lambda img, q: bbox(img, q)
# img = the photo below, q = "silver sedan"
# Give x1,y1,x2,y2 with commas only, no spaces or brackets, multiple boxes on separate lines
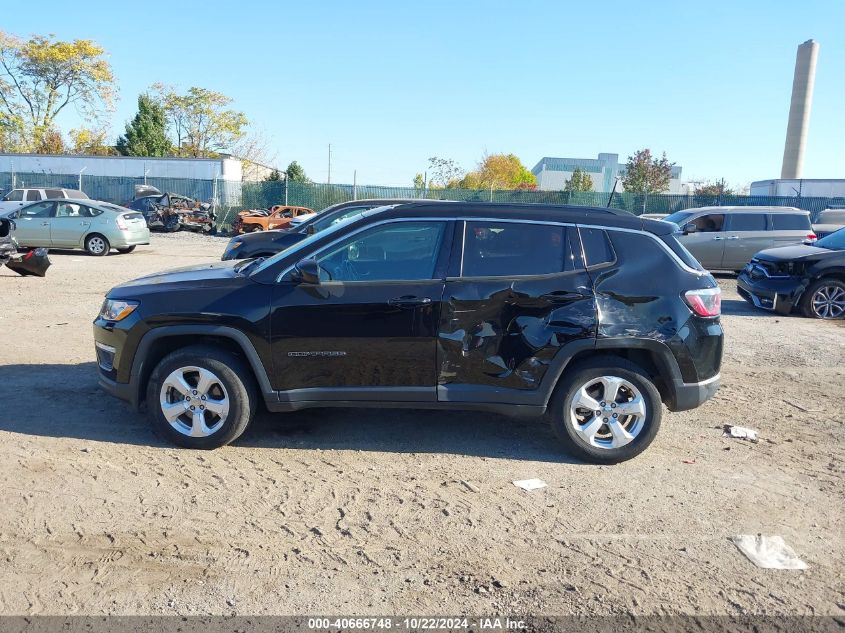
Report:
8,199,150,255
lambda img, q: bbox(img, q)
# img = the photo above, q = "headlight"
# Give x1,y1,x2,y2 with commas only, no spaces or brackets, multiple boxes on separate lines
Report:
99,299,139,321
227,241,242,250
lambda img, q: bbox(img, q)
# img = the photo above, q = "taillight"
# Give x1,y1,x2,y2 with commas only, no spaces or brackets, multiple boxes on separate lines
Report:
116,215,129,230
684,287,721,317
806,232,817,241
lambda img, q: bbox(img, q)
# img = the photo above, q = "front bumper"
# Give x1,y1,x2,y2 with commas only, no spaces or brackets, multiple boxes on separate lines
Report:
736,272,804,316
93,317,139,408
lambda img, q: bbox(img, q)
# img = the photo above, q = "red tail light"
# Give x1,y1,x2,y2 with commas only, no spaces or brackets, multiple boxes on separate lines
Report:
684,287,721,317
117,215,129,231
806,232,817,241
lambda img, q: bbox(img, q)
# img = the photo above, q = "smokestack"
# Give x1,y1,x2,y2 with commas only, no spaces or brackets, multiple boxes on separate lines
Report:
781,39,819,179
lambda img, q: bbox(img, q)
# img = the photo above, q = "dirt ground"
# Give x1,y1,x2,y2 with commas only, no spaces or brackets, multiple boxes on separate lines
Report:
0,233,842,618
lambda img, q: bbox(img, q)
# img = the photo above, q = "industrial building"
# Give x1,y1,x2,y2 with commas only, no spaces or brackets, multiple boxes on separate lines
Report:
0,153,278,185
531,153,685,194
750,178,845,199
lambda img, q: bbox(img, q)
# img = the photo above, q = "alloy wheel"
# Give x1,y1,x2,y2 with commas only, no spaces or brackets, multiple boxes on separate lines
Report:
568,375,647,449
159,366,230,437
88,237,106,254
812,285,845,319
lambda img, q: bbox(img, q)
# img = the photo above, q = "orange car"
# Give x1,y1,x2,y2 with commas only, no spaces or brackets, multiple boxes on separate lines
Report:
235,205,314,233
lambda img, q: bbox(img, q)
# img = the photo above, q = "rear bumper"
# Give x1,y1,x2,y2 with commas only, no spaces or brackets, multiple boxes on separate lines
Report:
736,272,803,315
668,373,720,412
111,230,151,248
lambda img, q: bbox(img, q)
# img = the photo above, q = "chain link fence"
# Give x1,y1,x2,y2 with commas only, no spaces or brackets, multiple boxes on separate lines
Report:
2,171,841,229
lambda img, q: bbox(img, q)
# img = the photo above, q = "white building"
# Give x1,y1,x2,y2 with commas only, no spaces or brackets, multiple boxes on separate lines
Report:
532,152,685,194
0,153,249,182
751,178,845,199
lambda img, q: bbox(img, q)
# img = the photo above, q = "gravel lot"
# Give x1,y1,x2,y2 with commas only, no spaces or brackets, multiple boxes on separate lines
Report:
0,234,842,617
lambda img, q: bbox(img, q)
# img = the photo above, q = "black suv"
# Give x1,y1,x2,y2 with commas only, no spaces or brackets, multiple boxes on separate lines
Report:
94,202,723,463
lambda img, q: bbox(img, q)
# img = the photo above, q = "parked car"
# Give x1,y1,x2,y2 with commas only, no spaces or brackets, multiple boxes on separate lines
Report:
640,213,668,220
233,205,314,233
812,208,845,240
0,217,51,276
126,186,216,233
222,199,451,261
663,206,815,271
737,227,845,320
0,187,89,217
10,199,150,255
94,202,723,463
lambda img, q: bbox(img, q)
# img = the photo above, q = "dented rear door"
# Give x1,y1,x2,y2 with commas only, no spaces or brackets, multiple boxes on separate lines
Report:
437,220,595,404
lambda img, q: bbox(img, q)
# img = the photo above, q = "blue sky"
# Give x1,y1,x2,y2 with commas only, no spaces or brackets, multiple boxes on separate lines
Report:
2,0,840,187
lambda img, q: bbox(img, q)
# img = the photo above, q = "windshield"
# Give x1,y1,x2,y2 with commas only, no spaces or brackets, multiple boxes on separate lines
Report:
663,211,694,226
252,210,371,275
815,228,845,250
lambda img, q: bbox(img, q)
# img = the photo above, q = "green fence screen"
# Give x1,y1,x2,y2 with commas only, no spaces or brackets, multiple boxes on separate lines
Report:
2,171,841,229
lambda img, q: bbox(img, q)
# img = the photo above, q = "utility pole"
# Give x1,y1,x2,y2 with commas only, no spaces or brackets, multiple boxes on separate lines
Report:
353,170,357,200
78,166,87,192
327,144,332,185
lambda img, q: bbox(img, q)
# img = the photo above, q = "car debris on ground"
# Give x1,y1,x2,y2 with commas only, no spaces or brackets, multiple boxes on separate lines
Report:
731,535,808,569
0,218,50,277
233,205,314,234
128,185,216,233
722,424,759,442
512,479,547,492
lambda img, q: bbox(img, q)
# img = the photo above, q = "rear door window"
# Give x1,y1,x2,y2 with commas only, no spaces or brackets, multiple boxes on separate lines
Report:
727,213,767,231
771,214,811,230
24,190,41,201
577,227,616,267
462,221,572,277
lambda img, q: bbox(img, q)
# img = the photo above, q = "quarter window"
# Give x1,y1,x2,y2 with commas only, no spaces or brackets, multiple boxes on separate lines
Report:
462,222,571,277
728,213,767,231
771,214,811,230
314,221,446,282
45,189,64,199
578,227,616,267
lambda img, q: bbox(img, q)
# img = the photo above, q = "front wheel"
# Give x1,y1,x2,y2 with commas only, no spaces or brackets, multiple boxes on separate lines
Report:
800,279,845,320
146,345,258,449
85,234,110,256
548,357,662,464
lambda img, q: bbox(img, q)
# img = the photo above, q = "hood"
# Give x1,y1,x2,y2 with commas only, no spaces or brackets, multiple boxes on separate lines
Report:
109,260,247,296
754,244,841,263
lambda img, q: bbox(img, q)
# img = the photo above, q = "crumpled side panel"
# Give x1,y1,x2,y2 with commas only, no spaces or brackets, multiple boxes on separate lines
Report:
438,275,595,390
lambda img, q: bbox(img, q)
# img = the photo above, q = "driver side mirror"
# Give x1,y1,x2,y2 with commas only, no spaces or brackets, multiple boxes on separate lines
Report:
682,222,698,235
294,258,320,284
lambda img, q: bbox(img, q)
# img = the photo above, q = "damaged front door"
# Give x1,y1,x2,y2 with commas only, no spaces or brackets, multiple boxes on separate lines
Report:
437,220,595,404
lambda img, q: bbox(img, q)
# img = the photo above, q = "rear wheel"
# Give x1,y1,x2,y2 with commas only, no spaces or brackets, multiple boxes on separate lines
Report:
249,225,264,232
117,246,136,254
85,234,110,256
146,345,258,449
800,279,845,320
548,357,662,464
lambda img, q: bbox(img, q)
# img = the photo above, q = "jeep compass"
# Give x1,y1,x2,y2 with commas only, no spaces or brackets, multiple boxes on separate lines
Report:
93,202,723,463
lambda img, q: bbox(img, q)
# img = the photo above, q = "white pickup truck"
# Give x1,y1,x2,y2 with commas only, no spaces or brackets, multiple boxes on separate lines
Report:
0,188,90,217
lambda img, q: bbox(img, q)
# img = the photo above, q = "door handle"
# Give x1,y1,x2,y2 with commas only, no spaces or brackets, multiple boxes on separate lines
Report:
712,236,724,240
540,291,588,303
41,222,49,226
726,236,740,240
388,296,432,308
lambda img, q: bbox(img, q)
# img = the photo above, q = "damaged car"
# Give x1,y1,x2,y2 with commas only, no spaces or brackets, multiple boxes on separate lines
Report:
233,205,313,234
0,217,51,277
127,186,216,233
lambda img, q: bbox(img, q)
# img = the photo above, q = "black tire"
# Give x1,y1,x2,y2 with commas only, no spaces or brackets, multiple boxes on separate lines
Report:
117,246,136,254
548,356,662,464
84,234,110,256
800,278,845,320
250,225,264,232
146,345,258,449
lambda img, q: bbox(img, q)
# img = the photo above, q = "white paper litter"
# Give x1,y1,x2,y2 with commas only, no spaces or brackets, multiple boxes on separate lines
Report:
723,425,759,442
731,535,807,569
512,478,547,492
